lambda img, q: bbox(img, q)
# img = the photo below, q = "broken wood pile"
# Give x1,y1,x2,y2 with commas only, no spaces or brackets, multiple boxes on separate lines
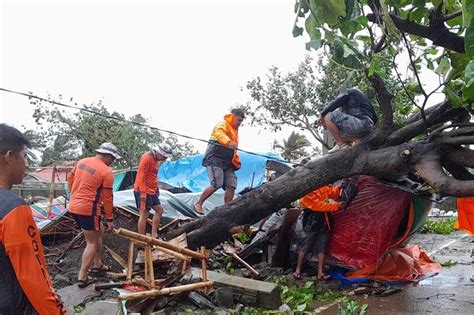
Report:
91,227,213,312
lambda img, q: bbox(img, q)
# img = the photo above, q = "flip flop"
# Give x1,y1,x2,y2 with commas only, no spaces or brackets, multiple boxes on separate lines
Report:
77,276,96,288
293,272,302,280
91,264,111,274
193,204,205,215
318,274,331,281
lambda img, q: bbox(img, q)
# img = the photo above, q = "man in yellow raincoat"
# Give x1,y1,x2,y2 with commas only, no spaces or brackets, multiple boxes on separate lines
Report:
194,108,245,214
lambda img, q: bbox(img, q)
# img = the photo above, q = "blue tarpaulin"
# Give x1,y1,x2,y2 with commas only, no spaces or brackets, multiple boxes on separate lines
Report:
158,151,285,193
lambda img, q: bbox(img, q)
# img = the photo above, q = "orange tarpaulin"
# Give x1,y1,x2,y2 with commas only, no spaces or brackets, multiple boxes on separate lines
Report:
345,245,441,282
455,197,474,235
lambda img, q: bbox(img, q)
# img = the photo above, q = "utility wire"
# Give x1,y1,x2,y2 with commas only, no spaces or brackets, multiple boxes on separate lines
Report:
0,87,306,167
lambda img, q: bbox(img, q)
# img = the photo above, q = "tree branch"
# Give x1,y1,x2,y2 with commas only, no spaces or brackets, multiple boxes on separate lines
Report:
366,13,465,53
447,147,474,169
415,159,474,197
442,11,462,22
437,135,474,145
386,102,468,146
366,72,394,131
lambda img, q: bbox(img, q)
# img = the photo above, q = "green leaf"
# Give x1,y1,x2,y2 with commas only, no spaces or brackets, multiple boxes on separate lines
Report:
435,57,451,76
355,35,371,43
432,0,443,9
306,39,325,51
309,0,346,26
293,24,304,37
462,0,474,27
463,60,474,99
465,27,474,58
445,84,464,107
410,7,428,23
305,14,321,40
296,303,307,312
448,51,470,79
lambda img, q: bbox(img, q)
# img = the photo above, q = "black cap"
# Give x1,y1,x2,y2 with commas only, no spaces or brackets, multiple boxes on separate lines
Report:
231,108,245,118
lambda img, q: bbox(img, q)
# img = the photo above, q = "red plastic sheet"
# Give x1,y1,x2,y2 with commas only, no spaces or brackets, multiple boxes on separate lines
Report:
326,176,412,269
345,245,441,282
455,197,474,235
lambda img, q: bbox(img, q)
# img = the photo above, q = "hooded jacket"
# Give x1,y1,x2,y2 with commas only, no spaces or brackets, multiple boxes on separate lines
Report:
202,113,241,170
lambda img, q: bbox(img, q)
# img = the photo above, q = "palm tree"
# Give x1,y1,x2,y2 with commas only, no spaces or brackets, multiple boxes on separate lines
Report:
273,131,311,161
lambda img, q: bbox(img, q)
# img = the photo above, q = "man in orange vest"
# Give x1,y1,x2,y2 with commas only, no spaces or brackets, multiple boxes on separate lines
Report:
0,124,66,314
134,145,172,239
194,108,245,214
293,185,346,280
68,142,120,288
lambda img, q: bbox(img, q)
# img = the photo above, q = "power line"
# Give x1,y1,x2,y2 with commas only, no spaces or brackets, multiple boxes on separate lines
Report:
0,87,304,167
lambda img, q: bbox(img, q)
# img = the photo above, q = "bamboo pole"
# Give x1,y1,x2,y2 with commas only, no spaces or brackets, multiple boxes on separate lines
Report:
146,245,155,289
47,164,56,215
200,246,208,283
114,228,205,259
104,245,127,269
126,241,135,282
118,281,214,300
231,252,260,276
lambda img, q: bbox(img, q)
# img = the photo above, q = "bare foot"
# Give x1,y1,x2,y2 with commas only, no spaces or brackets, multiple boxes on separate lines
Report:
293,271,302,280
193,203,204,214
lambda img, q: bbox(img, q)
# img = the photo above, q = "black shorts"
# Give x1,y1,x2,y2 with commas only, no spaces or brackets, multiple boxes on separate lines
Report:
134,191,161,211
298,229,329,254
71,213,101,231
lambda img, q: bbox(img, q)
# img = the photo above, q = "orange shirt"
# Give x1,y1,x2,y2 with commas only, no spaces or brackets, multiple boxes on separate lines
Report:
300,186,342,212
134,152,159,194
67,157,114,220
0,188,66,314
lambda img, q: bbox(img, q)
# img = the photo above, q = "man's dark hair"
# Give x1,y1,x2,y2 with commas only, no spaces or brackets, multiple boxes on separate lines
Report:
0,124,31,155
231,108,245,118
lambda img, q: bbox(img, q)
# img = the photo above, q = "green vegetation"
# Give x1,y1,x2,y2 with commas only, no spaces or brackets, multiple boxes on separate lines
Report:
441,259,458,267
420,218,456,234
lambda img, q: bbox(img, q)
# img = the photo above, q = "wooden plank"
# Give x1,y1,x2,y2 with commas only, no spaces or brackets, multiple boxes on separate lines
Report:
190,267,281,309
104,245,127,269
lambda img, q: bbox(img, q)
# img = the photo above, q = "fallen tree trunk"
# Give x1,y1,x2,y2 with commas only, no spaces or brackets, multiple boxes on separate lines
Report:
167,134,474,249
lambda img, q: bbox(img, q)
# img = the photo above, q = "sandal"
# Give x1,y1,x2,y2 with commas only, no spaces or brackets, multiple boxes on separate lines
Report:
91,264,111,274
193,204,205,215
293,272,302,280
318,274,331,281
77,276,96,288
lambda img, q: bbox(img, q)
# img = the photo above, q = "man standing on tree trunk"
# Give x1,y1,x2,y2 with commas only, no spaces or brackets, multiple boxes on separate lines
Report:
194,108,245,214
134,145,172,240
317,88,377,154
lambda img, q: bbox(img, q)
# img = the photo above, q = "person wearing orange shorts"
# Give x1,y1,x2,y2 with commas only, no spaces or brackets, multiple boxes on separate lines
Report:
68,142,120,288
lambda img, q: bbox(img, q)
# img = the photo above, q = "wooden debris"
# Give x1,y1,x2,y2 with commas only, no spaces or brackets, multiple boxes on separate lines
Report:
104,245,127,269
190,267,281,309
222,243,259,276
118,281,214,300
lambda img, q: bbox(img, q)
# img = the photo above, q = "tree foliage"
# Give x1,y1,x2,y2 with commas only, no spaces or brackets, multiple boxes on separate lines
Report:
30,96,197,168
273,131,312,161
245,52,414,149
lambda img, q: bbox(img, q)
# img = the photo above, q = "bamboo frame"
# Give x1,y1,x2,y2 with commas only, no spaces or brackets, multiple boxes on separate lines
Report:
114,227,212,301
114,228,205,259
118,281,214,300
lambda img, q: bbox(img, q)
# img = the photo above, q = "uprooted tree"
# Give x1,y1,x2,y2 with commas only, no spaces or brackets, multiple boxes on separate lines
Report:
168,0,474,249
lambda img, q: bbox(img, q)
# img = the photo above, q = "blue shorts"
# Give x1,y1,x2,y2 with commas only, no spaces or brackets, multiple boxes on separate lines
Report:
327,111,374,138
71,213,101,231
134,191,161,211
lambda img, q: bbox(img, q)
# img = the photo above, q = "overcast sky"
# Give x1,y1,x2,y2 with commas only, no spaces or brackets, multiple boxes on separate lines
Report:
0,0,311,153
